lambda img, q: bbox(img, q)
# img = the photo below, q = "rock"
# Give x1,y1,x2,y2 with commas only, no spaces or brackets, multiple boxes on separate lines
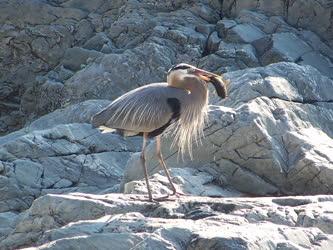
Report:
83,33,113,52
27,99,111,131
61,0,105,12
2,194,333,249
199,42,260,74
63,41,175,103
0,212,19,241
237,9,271,31
74,19,94,44
195,24,215,36
253,32,313,65
206,31,220,53
299,51,333,79
222,0,333,47
123,167,242,198
299,30,333,61
225,23,266,43
62,47,103,71
0,123,141,213
287,0,332,45
123,62,333,196
234,44,259,67
216,19,237,37
1,0,332,135
21,80,67,117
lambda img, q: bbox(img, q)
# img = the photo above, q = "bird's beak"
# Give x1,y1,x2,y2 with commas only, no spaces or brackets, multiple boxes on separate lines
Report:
192,68,219,82
193,68,229,99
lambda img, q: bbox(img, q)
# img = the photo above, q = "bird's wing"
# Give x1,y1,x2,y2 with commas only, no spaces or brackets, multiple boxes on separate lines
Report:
91,83,187,133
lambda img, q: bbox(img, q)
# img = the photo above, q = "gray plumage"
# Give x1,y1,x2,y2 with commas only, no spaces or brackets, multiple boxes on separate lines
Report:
92,83,187,135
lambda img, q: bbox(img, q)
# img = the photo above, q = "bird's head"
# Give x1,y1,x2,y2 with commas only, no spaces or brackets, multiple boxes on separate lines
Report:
167,63,229,98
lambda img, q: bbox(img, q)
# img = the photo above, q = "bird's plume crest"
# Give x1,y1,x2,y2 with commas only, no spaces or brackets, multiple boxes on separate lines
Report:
166,81,209,159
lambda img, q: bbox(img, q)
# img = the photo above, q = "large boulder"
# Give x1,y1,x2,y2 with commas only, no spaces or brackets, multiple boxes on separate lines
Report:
0,123,141,213
123,62,333,196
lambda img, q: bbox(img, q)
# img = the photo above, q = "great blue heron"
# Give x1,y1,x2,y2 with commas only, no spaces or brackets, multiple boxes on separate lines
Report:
91,63,229,201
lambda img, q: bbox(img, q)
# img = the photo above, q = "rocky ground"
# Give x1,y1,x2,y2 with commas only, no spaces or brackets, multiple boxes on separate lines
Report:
0,0,333,249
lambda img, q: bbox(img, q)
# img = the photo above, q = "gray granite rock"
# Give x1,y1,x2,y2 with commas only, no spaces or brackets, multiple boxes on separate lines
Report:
225,23,266,43
123,167,242,198
1,2,333,249
27,99,111,131
2,194,333,249
206,31,221,53
0,123,141,213
1,0,332,135
0,212,19,242
254,32,313,65
222,0,333,47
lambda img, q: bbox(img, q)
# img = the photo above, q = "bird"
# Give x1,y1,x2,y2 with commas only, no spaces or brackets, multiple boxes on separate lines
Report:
91,63,229,201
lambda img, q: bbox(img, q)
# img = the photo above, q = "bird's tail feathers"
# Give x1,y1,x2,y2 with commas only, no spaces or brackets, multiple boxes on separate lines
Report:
97,126,116,134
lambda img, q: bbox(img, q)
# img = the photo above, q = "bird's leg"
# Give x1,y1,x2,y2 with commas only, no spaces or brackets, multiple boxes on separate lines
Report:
156,135,178,195
141,133,153,202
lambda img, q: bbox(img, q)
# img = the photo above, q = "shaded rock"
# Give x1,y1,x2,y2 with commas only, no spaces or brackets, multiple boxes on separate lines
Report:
27,99,111,131
299,30,333,61
2,0,333,136
299,51,333,79
74,19,94,44
222,0,333,47
21,80,67,117
61,0,105,12
254,32,313,64
195,24,215,36
237,9,271,31
83,33,113,52
225,23,266,43
216,19,237,38
206,31,220,53
199,42,260,74
62,47,103,71
0,212,19,241
64,41,175,103
287,0,333,45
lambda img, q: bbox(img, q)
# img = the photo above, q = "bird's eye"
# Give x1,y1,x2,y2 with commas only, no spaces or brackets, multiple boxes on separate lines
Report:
172,65,190,71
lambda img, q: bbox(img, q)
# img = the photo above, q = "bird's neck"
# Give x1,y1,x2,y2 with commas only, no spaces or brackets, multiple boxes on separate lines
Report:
168,75,208,101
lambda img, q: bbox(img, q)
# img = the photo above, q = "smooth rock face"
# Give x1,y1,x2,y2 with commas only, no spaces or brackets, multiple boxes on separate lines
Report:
1,1,333,249
1,194,333,249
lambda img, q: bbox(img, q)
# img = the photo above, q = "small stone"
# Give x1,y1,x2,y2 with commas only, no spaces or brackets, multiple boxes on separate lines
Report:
53,179,73,188
207,31,221,53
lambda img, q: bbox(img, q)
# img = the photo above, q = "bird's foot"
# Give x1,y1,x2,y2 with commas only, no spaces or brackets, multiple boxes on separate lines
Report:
152,194,176,202
171,189,188,197
152,191,188,202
